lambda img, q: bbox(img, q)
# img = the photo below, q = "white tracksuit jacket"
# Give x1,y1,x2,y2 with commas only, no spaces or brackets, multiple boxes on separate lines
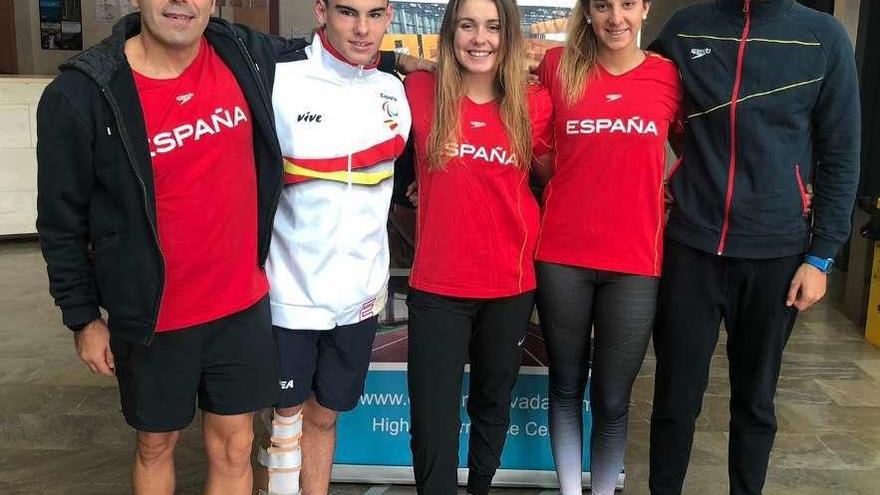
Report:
267,33,411,330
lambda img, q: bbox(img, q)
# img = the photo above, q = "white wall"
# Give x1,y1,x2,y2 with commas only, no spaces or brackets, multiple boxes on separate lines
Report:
0,77,50,235
834,0,862,45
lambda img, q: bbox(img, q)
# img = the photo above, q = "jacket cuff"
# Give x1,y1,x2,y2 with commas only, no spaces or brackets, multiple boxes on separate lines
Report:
378,50,397,74
806,236,840,260
62,304,101,331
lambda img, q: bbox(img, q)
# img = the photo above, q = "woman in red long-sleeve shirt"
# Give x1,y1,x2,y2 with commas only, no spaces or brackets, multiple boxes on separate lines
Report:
401,0,552,491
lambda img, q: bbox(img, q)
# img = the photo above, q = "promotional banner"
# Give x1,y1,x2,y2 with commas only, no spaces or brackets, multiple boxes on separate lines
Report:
333,362,594,488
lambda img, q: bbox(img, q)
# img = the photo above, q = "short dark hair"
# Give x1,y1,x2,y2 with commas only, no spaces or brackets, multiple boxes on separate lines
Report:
322,0,390,9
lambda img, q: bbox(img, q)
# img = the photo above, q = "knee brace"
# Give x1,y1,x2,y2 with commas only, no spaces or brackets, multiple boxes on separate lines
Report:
258,409,303,495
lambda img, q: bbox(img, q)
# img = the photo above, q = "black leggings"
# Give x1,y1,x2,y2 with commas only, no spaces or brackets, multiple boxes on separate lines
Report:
536,262,658,495
407,288,535,495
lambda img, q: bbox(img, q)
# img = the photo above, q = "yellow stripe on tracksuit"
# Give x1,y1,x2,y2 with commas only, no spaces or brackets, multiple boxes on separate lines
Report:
677,33,822,46
686,77,825,119
283,159,393,185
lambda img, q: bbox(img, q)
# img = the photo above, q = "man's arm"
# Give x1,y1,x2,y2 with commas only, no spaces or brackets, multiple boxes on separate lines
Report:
36,83,100,329
37,82,116,375
806,21,861,260
646,14,676,58
787,21,860,311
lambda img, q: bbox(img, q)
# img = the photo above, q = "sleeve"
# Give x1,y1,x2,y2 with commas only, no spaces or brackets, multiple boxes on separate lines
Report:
668,68,686,155
231,23,308,62
378,50,398,76
531,88,554,158
647,16,676,57
534,48,554,87
807,21,861,259
35,84,101,329
392,130,416,208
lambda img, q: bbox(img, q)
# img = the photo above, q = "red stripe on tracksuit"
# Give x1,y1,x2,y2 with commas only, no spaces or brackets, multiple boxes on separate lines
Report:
283,135,405,184
717,0,752,255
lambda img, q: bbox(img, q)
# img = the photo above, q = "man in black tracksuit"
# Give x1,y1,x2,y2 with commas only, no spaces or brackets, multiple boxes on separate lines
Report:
648,1,860,494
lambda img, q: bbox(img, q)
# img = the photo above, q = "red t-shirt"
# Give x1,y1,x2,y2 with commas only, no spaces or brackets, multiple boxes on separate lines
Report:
134,37,269,332
405,71,553,298
536,47,682,276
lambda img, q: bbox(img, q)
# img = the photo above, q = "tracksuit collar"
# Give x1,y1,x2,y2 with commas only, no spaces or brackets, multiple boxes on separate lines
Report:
715,0,795,21
316,27,380,73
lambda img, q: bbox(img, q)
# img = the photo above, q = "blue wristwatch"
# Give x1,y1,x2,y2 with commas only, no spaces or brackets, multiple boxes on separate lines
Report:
804,255,834,274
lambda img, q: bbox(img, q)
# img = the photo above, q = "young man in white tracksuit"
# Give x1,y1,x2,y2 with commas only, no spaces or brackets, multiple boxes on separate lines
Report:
256,0,411,493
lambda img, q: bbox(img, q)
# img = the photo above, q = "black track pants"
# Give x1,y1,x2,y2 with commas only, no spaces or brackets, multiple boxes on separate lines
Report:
649,239,801,495
407,288,534,495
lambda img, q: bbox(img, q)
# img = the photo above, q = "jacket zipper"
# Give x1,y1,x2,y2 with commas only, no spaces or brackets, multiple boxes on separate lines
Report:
716,0,752,255
101,87,165,344
235,35,281,267
794,164,809,216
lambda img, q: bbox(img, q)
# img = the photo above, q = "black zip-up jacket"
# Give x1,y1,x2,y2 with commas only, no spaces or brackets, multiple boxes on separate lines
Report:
650,0,860,259
36,14,399,345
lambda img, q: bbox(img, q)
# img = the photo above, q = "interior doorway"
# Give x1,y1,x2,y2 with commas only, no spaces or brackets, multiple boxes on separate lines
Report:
0,0,17,74
857,1,879,198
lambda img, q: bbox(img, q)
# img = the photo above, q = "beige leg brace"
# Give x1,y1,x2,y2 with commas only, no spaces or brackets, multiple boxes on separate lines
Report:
257,409,302,495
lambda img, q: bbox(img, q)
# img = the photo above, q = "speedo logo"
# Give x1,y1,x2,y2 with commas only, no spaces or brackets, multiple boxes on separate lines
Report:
444,142,517,165
176,92,195,105
149,106,248,158
566,117,659,136
690,48,712,60
297,111,323,123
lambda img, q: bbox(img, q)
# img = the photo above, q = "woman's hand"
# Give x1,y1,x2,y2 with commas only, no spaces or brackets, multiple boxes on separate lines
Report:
406,181,419,208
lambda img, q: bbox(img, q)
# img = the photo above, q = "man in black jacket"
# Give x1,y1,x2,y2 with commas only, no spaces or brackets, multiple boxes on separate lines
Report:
648,1,860,494
35,1,412,493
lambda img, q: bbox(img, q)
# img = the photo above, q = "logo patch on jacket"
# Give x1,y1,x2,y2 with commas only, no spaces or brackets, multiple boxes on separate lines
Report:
382,100,399,131
690,48,712,60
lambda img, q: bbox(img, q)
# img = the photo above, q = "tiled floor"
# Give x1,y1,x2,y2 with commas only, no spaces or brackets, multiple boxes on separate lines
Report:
1,241,879,494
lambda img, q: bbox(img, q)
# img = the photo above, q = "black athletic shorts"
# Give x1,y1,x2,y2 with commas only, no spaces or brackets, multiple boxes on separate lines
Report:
274,316,378,412
111,296,278,432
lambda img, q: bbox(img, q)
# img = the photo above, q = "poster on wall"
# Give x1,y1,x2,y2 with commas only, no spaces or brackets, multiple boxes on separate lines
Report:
329,3,625,488
39,0,82,50
95,0,116,23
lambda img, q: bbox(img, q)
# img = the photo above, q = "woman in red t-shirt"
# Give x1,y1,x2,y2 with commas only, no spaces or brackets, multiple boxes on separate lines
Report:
533,1,682,494
401,0,552,492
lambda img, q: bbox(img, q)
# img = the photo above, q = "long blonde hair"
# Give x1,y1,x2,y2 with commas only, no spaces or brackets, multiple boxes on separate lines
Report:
559,0,599,106
559,0,650,105
426,0,532,170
